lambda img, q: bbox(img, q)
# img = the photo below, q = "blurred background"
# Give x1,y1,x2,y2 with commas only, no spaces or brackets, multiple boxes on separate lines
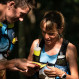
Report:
6,0,79,79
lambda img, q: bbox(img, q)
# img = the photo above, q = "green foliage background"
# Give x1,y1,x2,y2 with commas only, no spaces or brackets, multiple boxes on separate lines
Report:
7,0,79,79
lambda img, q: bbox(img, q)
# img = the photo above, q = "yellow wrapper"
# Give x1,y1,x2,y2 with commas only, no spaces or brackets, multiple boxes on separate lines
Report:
32,62,46,68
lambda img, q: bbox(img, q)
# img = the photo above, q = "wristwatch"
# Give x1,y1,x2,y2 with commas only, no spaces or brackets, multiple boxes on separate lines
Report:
61,73,66,79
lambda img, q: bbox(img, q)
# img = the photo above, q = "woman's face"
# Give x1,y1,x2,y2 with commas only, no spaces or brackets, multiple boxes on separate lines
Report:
41,23,59,46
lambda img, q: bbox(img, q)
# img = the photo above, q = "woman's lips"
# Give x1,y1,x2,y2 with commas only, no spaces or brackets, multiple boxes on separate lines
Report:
45,40,51,43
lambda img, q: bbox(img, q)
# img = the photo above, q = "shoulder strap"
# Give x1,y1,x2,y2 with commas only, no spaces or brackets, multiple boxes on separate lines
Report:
55,39,69,66
59,39,69,55
39,38,45,49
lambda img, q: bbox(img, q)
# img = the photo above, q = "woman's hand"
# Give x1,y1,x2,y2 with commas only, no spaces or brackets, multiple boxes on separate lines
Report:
44,66,65,78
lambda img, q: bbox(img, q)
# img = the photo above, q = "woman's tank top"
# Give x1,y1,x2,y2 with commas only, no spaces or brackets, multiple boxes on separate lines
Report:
39,39,70,79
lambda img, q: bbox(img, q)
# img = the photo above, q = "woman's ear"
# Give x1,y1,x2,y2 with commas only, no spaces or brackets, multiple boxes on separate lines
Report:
58,27,64,34
7,1,15,10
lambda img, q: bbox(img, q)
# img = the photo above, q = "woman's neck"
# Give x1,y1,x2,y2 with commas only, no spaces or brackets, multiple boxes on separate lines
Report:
0,4,6,22
45,38,63,55
46,37,62,49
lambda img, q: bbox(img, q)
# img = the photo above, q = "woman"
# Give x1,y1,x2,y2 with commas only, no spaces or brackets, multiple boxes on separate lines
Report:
28,11,78,79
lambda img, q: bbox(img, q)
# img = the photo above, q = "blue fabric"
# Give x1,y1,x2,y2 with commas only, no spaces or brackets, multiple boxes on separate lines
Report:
7,29,15,51
0,37,9,52
39,46,70,79
39,46,58,78
55,65,70,79
7,29,15,41
1,23,7,34
0,22,14,53
40,46,58,64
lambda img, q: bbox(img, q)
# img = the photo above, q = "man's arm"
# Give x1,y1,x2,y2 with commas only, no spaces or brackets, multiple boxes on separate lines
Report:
0,59,7,70
0,58,37,72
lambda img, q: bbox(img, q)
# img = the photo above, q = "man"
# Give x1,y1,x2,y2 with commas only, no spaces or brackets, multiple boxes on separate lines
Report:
0,0,39,79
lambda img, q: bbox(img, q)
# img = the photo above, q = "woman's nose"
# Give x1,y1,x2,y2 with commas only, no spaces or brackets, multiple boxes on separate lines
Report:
45,33,49,39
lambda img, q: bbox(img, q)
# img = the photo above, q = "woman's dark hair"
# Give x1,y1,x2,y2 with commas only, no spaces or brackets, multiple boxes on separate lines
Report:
0,0,36,9
40,11,65,31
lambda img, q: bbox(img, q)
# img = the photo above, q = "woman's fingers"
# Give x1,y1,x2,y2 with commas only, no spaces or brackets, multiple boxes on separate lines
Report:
44,66,57,77
45,70,57,77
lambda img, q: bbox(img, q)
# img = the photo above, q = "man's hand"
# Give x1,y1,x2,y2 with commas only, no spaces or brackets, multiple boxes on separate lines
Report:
5,59,38,72
22,62,40,76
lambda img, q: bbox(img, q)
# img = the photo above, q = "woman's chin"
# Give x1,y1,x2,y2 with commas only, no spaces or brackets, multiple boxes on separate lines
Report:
45,42,51,46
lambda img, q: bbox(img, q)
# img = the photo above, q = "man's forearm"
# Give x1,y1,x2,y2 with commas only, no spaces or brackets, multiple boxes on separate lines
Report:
0,59,17,70
0,58,38,72
0,59,7,70
0,58,28,70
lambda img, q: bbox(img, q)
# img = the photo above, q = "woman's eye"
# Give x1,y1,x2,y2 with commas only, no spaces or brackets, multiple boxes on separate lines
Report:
42,31,46,34
48,33,54,35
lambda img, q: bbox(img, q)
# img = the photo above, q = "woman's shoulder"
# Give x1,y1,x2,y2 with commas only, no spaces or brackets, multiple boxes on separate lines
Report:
32,38,42,46
66,41,77,60
67,42,76,50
